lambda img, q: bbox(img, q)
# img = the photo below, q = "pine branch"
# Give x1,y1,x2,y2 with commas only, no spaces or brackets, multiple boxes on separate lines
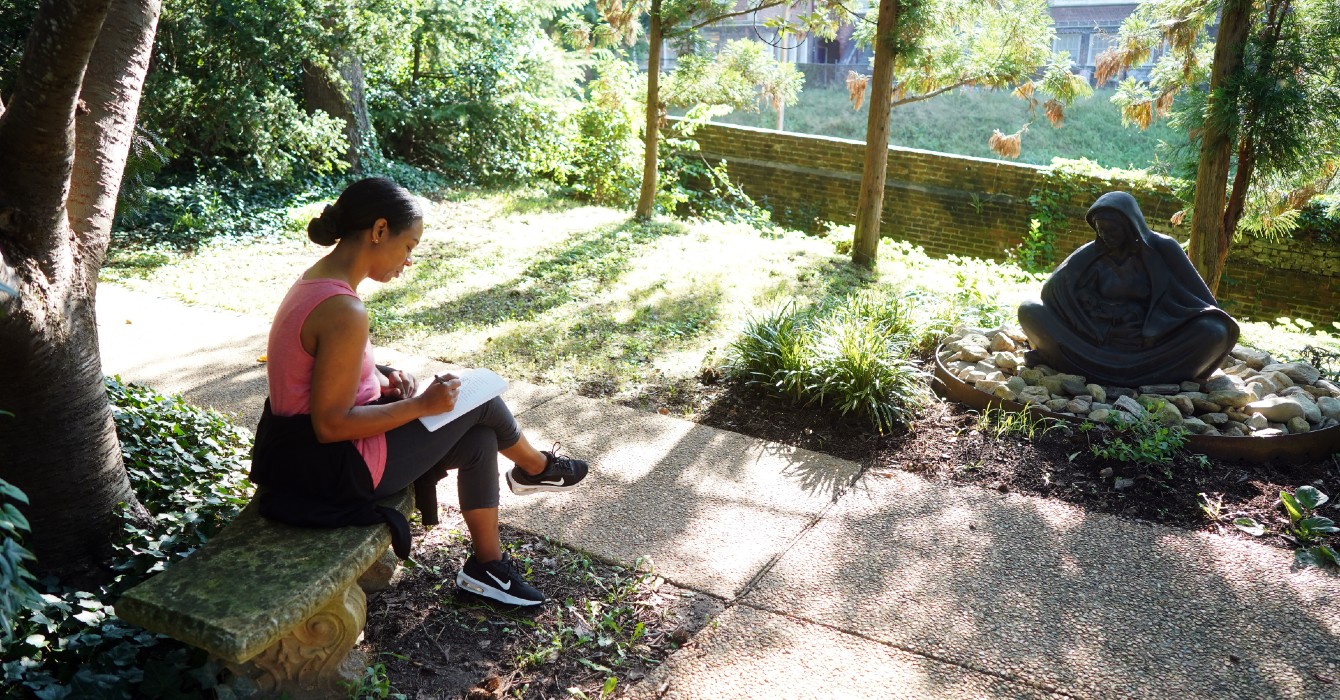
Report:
677,0,787,35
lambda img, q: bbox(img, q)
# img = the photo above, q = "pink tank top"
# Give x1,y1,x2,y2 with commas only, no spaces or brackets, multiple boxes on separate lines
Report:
266,277,386,487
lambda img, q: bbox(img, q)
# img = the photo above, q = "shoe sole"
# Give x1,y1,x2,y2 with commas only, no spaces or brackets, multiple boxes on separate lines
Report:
455,570,544,607
506,470,585,495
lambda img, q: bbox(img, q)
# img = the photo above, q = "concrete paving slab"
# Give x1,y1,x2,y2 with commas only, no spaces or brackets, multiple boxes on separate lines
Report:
743,470,1340,699
486,394,863,599
97,286,562,427
630,604,1063,699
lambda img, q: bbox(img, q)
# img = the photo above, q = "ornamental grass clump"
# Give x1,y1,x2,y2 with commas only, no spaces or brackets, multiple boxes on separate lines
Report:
727,291,931,433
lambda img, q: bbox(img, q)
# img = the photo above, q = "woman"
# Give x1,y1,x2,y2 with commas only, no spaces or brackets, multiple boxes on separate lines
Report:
1017,191,1238,386
250,177,587,607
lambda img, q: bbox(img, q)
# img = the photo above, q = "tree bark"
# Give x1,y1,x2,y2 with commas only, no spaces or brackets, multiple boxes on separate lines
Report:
634,0,664,221
303,51,371,171
852,0,899,268
1188,0,1252,294
0,0,155,581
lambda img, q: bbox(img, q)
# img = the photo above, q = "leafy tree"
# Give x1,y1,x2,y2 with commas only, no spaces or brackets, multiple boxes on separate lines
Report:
1100,0,1340,293
848,0,1091,266
568,0,847,220
0,0,158,578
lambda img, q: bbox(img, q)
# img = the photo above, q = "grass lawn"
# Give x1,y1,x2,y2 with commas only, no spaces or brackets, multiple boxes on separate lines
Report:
710,86,1191,172
103,183,1340,417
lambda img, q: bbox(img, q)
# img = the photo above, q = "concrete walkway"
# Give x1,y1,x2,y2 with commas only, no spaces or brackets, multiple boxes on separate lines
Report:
97,285,1340,700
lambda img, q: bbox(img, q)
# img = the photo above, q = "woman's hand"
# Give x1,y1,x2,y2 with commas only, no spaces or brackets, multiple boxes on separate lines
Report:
379,367,417,401
416,374,460,415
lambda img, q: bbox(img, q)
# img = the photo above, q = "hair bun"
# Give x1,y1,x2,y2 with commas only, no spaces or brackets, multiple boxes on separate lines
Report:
307,204,341,246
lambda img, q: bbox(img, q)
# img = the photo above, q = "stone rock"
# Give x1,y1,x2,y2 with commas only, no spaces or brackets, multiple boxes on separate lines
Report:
989,333,1017,352
1280,386,1309,398
1139,384,1182,395
1191,399,1223,414
1304,385,1332,399
1155,401,1184,427
1066,396,1093,414
1317,380,1340,398
1289,393,1323,424
1207,390,1253,408
1262,362,1321,386
1225,409,1251,422
947,334,989,354
1086,384,1106,403
938,349,960,364
1201,412,1229,426
1114,395,1148,419
1254,428,1285,437
1319,396,1340,422
1288,416,1311,434
1203,427,1222,437
1224,420,1248,434
1204,374,1243,393
965,370,989,384
1265,370,1296,389
1003,326,1029,344
975,379,1007,395
959,345,990,362
1019,368,1044,384
1224,426,1246,437
1046,398,1071,412
1322,418,1340,430
1168,395,1194,416
1018,386,1051,404
1035,364,1059,377
1246,396,1306,423
1088,408,1112,423
1060,377,1088,397
1244,376,1279,398
984,370,1005,383
975,359,1000,374
1107,386,1138,400
1180,381,1202,392
1245,413,1270,430
1269,421,1287,432
1006,375,1028,395
991,385,1018,401
1229,345,1272,370
1039,376,1066,395
993,352,1020,370
1181,417,1213,434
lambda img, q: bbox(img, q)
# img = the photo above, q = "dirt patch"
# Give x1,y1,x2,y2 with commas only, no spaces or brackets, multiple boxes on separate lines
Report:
361,521,723,699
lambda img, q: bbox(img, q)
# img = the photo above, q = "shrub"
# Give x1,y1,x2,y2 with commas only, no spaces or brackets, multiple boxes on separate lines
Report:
0,478,41,643
2,378,253,698
727,290,930,432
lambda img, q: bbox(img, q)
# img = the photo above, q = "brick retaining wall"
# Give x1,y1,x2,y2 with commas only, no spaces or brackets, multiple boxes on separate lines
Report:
681,120,1339,325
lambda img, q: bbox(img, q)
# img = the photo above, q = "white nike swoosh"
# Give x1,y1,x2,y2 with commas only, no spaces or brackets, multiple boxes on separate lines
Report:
540,479,566,486
486,571,512,590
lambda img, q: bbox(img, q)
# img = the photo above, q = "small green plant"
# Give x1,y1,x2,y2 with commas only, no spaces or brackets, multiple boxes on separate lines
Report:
1281,486,1340,567
344,658,407,700
1197,492,1225,523
975,407,1065,441
0,478,42,643
1089,414,1189,472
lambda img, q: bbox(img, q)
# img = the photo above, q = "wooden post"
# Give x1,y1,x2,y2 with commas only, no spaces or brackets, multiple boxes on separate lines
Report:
851,0,899,268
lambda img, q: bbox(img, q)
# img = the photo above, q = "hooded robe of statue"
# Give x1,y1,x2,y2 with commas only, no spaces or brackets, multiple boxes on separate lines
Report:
1018,191,1239,386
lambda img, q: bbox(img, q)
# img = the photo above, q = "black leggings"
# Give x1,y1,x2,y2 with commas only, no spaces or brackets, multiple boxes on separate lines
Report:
373,396,522,516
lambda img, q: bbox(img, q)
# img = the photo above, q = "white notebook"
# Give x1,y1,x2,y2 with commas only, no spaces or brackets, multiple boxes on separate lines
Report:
416,368,509,432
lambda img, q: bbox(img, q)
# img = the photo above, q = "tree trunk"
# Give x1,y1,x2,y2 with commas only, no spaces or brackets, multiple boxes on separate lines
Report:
1188,0,1252,294
0,0,157,581
634,0,664,221
852,0,900,268
303,51,371,172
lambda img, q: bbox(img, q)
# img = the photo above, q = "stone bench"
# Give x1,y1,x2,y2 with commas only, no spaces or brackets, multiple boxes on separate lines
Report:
116,489,414,698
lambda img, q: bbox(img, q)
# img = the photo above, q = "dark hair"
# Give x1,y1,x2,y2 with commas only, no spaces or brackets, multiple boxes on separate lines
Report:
306,177,422,246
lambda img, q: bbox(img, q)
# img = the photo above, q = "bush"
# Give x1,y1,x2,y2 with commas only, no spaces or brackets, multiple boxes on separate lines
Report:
2,379,254,698
0,478,41,644
727,290,930,432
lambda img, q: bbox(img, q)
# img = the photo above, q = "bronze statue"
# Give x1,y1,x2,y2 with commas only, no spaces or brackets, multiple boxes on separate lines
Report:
1017,191,1239,386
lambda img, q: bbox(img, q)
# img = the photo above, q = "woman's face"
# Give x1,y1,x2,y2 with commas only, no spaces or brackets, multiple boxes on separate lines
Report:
370,218,424,283
1093,213,1135,250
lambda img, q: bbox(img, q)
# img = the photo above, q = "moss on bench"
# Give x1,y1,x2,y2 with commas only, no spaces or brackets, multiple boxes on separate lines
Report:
116,489,413,665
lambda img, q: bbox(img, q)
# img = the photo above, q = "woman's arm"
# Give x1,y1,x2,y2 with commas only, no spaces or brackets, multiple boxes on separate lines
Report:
304,295,457,443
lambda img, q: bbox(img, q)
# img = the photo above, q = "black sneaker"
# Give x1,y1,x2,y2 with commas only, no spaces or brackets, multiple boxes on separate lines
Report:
506,444,589,495
455,554,545,606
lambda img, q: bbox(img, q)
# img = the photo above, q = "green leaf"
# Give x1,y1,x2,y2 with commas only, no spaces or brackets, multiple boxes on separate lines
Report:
601,676,618,697
1297,485,1329,510
1313,545,1340,567
1281,490,1304,522
1299,516,1339,534
1233,517,1266,536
